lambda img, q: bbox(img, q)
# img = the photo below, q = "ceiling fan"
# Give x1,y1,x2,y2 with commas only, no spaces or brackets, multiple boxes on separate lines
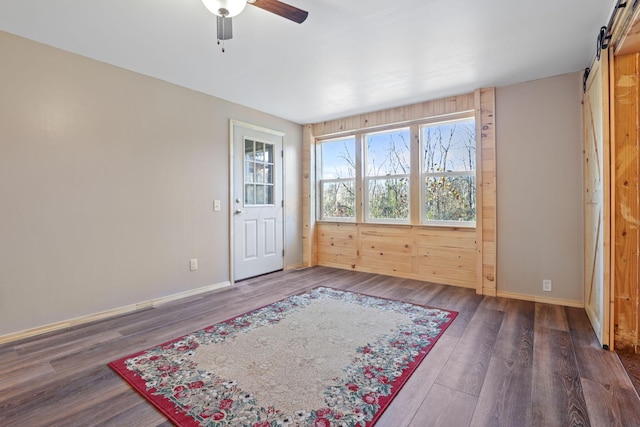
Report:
201,0,308,51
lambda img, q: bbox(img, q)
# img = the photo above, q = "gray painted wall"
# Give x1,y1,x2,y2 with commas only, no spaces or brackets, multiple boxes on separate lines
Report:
496,72,584,303
0,30,585,338
0,31,303,336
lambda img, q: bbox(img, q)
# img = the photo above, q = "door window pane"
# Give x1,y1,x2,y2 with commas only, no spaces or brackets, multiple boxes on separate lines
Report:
245,140,254,160
256,184,265,205
245,184,255,205
265,184,273,205
244,138,275,206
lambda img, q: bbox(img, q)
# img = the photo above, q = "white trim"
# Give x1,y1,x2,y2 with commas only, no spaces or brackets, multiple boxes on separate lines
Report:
422,220,476,228
229,120,286,284
0,281,232,345
496,290,584,308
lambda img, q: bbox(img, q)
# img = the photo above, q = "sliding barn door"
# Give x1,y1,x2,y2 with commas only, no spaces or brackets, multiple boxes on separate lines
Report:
582,52,611,348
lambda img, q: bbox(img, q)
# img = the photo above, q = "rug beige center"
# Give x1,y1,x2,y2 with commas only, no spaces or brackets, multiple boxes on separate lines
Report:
189,297,410,413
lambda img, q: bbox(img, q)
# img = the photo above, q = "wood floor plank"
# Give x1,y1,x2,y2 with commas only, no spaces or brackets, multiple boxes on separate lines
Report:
1,330,124,374
470,356,532,426
491,299,535,363
534,302,569,331
617,349,640,397
566,307,634,388
94,401,169,427
426,285,484,338
531,326,589,426
580,378,640,426
0,362,57,397
376,334,458,426
435,307,504,396
0,267,639,426
408,383,477,427
470,299,534,426
0,366,124,425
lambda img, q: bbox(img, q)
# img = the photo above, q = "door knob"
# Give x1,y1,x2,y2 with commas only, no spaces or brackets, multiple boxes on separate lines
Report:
234,209,245,214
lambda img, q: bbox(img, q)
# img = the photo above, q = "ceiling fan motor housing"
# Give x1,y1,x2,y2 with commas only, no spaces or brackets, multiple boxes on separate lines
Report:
202,0,247,18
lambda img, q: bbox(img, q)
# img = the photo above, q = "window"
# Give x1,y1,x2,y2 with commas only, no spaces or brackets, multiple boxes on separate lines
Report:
365,128,410,222
318,137,356,220
316,114,476,226
244,139,274,206
422,118,476,224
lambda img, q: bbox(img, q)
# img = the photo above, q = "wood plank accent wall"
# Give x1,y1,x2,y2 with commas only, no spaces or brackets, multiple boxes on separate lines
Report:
302,91,498,294
612,53,640,350
316,223,477,288
476,88,497,296
302,124,317,267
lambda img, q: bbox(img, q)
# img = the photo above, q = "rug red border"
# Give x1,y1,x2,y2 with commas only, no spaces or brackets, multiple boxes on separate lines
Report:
109,287,458,426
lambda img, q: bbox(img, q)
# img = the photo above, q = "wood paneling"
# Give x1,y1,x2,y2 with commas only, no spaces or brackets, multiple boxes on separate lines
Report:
476,88,497,296
317,222,478,288
311,94,475,137
612,53,640,351
302,124,317,267
305,90,498,295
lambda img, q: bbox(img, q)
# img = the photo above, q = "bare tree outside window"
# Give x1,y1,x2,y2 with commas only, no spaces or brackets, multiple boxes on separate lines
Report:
422,118,476,223
316,116,475,225
365,128,411,221
319,137,356,219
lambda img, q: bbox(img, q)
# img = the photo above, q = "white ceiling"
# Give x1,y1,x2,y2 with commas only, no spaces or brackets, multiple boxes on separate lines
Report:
0,0,615,124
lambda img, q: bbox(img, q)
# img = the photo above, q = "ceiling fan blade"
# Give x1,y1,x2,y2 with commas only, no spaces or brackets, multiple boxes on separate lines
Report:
249,0,308,24
217,16,233,40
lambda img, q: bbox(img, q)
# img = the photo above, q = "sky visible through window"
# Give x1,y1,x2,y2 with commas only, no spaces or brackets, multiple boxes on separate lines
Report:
423,119,475,172
366,129,410,176
321,137,355,179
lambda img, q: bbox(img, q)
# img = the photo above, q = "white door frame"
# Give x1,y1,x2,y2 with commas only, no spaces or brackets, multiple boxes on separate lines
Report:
229,119,286,284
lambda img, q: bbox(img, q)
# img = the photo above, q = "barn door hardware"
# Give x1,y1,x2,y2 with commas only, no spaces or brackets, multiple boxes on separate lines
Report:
586,0,630,92
583,67,591,93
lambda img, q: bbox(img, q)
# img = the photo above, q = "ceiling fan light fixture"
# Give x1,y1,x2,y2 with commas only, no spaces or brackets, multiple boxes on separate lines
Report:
202,0,247,17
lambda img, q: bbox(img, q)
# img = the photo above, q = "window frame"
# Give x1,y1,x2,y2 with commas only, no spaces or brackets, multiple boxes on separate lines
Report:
316,136,357,222
363,127,411,224
315,111,477,228
420,116,477,227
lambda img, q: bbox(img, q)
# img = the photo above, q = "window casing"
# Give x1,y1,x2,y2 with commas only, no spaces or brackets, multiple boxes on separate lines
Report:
317,114,476,226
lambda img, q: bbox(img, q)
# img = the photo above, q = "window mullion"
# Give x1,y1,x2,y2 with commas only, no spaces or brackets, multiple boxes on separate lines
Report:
355,133,364,223
410,124,420,225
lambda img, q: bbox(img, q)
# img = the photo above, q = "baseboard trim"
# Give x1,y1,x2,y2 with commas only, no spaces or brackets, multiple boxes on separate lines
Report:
497,291,584,308
0,281,232,345
286,263,305,271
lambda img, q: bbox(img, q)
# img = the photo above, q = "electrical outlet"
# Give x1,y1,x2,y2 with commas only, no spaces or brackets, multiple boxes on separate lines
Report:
190,259,198,271
543,279,552,292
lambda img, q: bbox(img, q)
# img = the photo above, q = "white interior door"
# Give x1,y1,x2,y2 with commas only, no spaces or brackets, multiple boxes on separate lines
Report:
231,121,284,281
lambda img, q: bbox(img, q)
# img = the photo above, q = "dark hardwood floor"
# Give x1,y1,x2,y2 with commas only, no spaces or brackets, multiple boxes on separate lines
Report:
618,349,640,398
1,266,639,426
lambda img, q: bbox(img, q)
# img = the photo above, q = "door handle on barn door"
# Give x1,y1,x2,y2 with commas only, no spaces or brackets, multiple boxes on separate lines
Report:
234,209,245,215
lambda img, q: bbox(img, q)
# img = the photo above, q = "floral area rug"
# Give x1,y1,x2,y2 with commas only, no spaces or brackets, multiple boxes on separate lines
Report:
109,287,457,426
